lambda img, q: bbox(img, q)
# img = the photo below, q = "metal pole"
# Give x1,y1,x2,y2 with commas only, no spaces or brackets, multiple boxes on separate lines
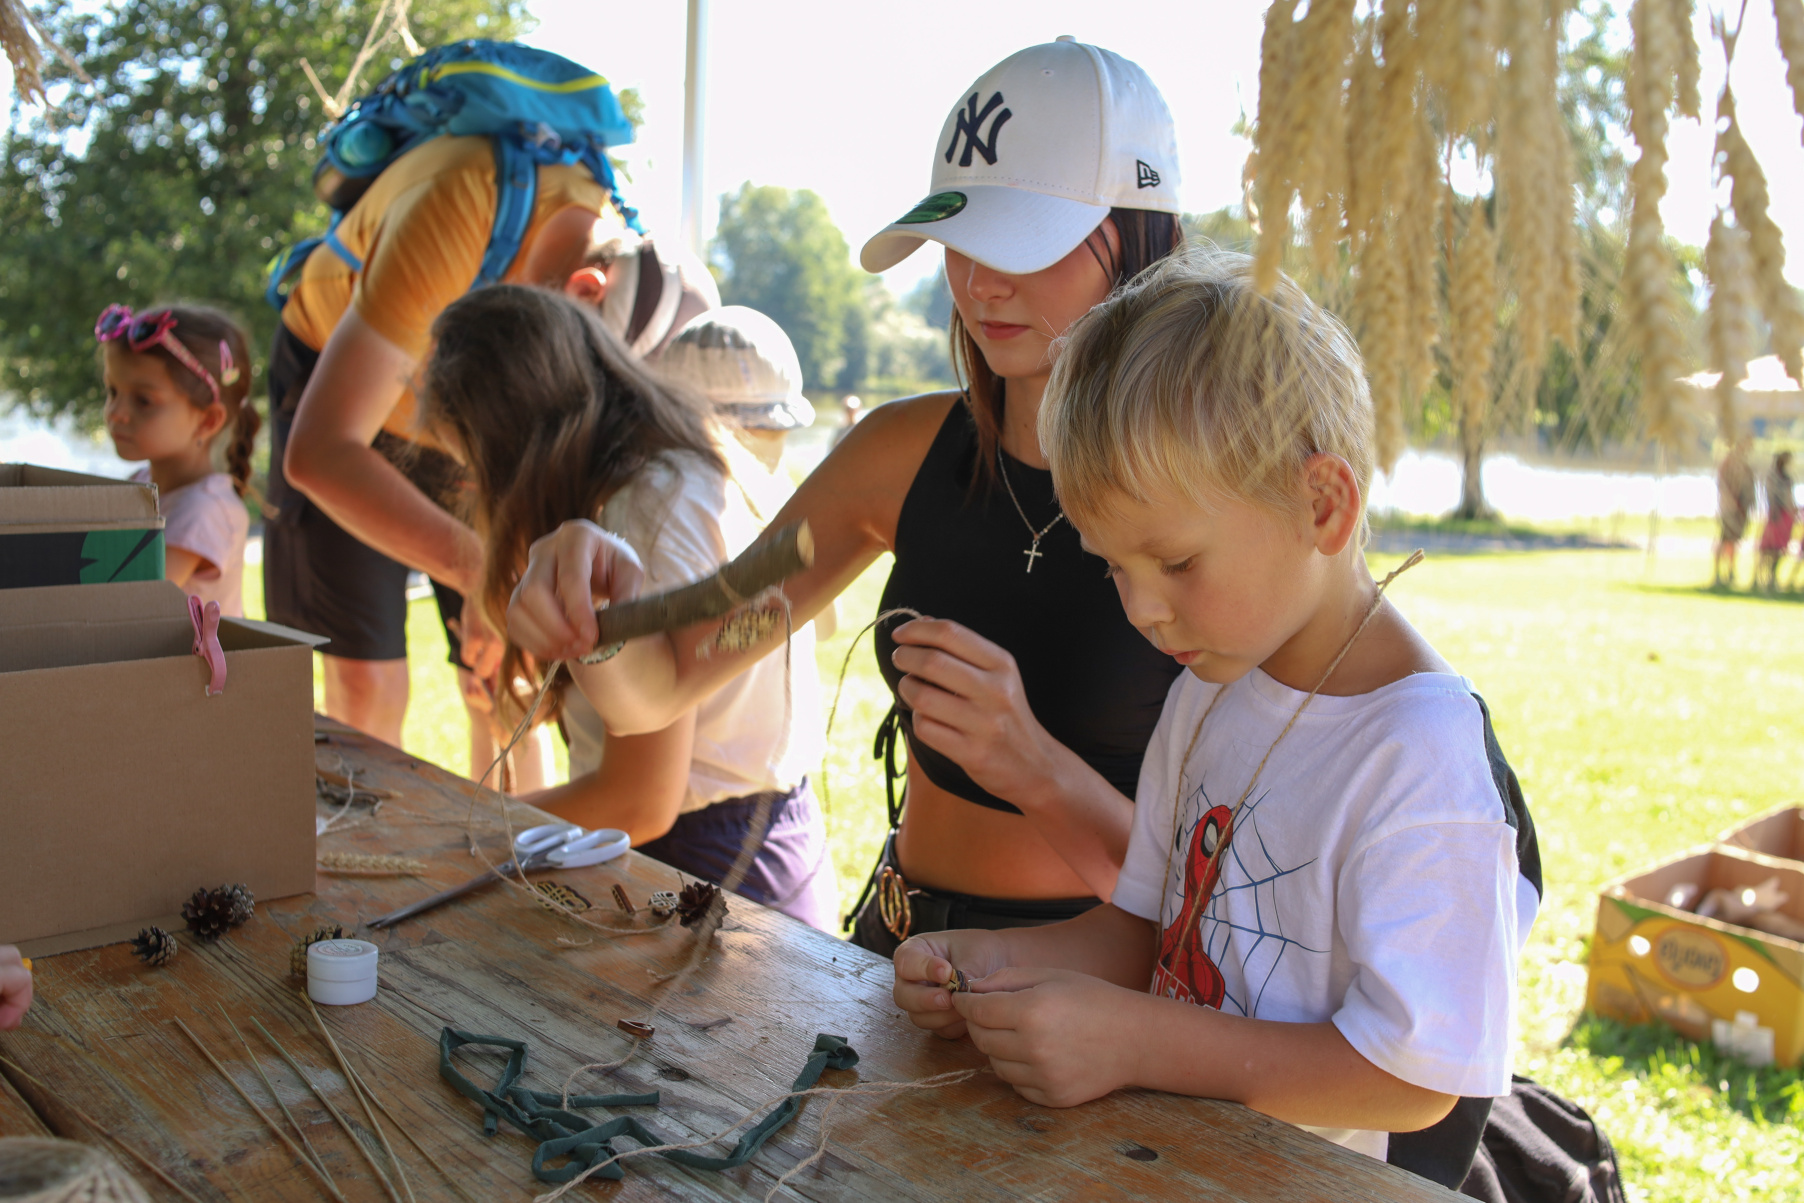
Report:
680,0,709,258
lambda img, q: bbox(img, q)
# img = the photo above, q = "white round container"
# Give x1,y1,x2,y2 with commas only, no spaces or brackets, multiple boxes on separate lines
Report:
307,939,379,1006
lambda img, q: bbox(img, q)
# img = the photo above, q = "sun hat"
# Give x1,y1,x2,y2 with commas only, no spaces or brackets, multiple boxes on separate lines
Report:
659,306,816,431
860,37,1181,277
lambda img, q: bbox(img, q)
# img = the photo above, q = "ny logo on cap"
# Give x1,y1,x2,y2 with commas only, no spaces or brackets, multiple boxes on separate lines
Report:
1136,160,1161,189
945,92,1013,167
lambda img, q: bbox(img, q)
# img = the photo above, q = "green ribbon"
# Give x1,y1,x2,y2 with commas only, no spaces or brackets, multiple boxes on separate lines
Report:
438,1027,859,1183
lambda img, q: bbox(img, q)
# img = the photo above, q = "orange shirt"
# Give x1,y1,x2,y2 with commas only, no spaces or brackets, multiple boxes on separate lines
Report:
281,135,619,434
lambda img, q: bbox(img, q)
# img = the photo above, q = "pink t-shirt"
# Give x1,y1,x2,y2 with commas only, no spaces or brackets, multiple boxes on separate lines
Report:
132,468,249,617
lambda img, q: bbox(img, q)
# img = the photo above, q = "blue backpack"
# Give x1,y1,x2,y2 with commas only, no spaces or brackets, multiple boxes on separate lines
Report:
266,39,642,310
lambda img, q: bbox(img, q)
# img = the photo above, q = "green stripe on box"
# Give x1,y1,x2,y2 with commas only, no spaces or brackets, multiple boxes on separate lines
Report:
80,528,165,583
0,528,165,589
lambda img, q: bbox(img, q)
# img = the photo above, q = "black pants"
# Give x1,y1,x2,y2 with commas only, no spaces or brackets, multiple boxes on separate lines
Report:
846,834,1098,958
262,321,466,663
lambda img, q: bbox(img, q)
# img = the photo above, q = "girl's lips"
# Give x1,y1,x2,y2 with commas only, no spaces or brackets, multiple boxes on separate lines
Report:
1171,649,1199,666
978,321,1030,340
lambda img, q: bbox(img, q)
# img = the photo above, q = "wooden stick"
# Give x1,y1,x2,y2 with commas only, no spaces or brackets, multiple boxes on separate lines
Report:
0,1052,208,1203
217,1004,336,1191
302,993,416,1203
251,1019,402,1203
591,520,813,648
344,1061,487,1203
171,1017,350,1203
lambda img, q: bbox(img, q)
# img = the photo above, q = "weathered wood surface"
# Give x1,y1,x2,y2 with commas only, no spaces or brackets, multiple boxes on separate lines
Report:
0,1058,50,1135
0,717,1461,1202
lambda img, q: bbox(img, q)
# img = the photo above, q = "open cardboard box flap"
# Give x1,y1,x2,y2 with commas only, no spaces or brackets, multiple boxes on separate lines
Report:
0,463,160,527
0,581,325,674
0,580,325,954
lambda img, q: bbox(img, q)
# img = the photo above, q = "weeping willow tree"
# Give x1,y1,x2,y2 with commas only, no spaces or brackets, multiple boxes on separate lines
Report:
1246,0,1804,517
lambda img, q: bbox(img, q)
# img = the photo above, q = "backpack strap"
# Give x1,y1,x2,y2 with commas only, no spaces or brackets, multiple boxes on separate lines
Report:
625,236,664,347
477,134,539,289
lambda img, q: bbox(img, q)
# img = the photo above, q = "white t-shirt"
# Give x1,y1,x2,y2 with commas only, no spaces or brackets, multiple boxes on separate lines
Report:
133,468,248,618
1113,668,1534,1163
562,445,824,810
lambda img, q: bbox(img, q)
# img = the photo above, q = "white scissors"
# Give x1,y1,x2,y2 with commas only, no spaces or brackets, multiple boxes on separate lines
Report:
367,823,630,928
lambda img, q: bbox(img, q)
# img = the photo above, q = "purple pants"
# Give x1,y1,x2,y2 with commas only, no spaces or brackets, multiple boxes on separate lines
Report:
633,779,837,931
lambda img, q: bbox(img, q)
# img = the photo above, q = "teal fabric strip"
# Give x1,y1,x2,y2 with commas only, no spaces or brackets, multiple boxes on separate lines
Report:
438,1028,859,1183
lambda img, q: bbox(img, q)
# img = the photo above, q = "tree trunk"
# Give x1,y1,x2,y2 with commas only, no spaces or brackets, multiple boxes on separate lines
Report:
1454,403,1494,520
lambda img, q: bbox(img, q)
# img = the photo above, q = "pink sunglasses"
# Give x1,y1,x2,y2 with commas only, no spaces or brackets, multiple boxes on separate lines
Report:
95,304,239,407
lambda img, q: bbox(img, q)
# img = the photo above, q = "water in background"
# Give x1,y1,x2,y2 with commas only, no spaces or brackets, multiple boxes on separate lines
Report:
4,407,1717,522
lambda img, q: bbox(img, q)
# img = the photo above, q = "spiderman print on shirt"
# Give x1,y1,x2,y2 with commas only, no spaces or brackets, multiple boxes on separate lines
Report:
1151,780,1325,1017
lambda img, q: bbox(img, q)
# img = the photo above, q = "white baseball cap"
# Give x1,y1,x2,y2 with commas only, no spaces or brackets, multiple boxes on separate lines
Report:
659,306,816,431
860,38,1181,276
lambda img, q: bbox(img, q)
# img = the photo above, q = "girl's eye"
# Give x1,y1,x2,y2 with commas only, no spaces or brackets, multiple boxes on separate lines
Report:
1160,556,1197,576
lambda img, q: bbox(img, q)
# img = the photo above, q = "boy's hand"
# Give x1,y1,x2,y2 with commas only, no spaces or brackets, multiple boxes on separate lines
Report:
953,967,1145,1107
890,620,1057,803
507,521,645,662
892,929,1012,1040
0,946,33,1030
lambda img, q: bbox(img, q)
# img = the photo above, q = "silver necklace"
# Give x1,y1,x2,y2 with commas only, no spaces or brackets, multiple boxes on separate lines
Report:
997,450,1066,574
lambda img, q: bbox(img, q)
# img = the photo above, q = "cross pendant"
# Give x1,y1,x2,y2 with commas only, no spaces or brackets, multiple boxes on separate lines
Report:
1023,541,1043,573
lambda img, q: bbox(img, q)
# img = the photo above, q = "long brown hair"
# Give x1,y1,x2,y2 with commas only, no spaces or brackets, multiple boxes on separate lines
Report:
136,304,259,497
421,284,724,721
950,207,1184,490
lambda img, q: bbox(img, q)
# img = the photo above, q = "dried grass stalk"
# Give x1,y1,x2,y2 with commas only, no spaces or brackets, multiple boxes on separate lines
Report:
1292,0,1358,279
316,852,427,876
1452,201,1502,441
1705,215,1759,440
1358,229,1411,470
1716,87,1804,385
1779,0,1804,138
1624,0,1690,444
1498,0,1580,370
1671,0,1702,118
1344,19,1385,254
1252,0,1303,292
1401,100,1444,404
0,0,45,102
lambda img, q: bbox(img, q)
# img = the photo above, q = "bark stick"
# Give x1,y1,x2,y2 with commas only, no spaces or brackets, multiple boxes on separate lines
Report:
591,520,814,649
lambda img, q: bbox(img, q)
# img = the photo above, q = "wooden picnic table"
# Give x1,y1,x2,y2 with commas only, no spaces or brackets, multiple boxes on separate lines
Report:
0,716,1460,1201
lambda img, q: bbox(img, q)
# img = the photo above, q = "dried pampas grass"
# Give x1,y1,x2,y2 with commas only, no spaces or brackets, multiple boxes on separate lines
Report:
1451,203,1501,440
1623,0,1690,445
1,0,45,102
1716,87,1804,386
1705,215,1759,440
1774,0,1804,137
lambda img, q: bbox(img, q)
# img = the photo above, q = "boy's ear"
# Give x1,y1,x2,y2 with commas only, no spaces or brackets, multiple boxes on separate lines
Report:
564,266,609,305
1302,453,1362,556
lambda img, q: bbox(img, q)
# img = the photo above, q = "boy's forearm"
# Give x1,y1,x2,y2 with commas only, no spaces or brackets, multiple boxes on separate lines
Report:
994,904,1158,988
1127,1000,1457,1133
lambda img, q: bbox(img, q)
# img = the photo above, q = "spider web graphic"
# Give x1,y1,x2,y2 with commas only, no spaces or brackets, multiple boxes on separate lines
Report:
1168,775,1324,1018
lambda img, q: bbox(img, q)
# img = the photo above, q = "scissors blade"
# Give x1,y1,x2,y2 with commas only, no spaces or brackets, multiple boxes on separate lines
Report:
366,858,523,929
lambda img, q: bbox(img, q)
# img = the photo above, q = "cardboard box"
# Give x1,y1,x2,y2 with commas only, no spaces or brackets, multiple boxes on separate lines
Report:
0,463,164,589
1721,806,1804,865
1587,845,1804,1066
0,580,324,956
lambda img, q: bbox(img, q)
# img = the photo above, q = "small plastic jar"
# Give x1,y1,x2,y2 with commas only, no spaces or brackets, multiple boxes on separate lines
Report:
307,939,379,1006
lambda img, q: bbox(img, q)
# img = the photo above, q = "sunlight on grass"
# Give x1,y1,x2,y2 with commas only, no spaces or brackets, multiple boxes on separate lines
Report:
253,538,1803,1200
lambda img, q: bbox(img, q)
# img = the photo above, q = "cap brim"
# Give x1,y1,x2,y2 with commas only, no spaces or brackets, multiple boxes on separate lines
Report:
719,396,816,431
860,185,1111,276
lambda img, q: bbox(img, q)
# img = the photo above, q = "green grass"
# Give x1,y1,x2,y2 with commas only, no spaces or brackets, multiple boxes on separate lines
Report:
253,542,1804,1200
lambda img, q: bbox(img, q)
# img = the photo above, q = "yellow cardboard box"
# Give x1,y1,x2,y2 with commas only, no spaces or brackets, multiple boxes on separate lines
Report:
1586,845,1804,1067
1720,806,1804,864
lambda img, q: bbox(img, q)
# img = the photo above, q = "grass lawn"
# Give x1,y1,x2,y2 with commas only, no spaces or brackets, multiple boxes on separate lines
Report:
252,537,1803,1201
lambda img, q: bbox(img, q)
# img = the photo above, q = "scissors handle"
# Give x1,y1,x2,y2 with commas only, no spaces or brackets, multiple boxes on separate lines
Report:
365,860,517,929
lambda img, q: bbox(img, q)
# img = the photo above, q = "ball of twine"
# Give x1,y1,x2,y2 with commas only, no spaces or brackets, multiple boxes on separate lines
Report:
0,1138,150,1203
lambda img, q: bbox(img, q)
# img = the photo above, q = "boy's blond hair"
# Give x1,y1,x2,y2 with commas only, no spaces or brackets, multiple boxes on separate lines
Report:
1041,248,1374,525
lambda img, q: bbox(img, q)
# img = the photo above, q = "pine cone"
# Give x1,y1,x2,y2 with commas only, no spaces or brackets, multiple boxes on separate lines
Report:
676,881,725,929
290,925,347,978
648,890,679,919
182,885,247,943
533,882,593,914
226,884,256,928
130,926,178,967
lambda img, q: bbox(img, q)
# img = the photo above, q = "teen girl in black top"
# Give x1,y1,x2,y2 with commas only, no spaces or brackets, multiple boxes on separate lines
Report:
506,39,1188,954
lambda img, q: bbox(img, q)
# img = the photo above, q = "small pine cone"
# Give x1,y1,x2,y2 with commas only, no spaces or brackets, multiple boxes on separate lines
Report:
534,882,593,914
647,890,679,919
226,884,255,928
182,886,241,943
290,925,347,978
676,881,725,929
130,926,178,967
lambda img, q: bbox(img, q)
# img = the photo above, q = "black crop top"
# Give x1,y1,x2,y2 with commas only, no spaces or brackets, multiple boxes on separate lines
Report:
874,402,1184,815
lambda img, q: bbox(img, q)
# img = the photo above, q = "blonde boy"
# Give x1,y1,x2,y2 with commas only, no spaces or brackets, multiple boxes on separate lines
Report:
890,251,1541,1185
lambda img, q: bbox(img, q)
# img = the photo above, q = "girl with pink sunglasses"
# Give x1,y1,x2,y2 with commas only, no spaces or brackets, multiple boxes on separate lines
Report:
97,303,258,616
